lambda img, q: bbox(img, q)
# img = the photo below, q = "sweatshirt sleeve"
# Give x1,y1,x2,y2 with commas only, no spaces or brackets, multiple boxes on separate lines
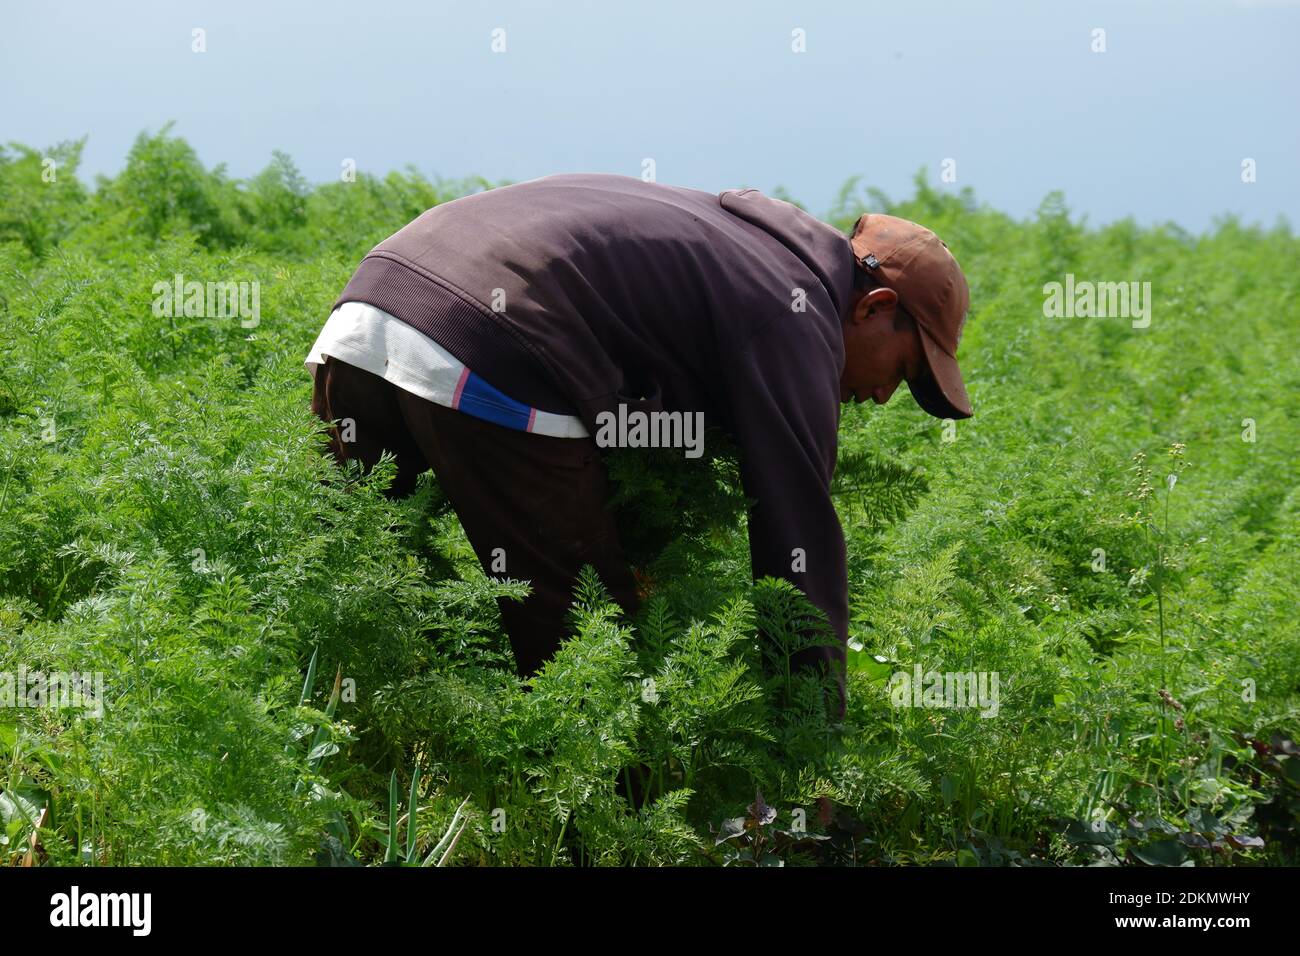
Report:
724,307,848,712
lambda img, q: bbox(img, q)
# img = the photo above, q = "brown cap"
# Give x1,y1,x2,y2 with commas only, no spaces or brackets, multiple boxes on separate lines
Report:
850,213,972,419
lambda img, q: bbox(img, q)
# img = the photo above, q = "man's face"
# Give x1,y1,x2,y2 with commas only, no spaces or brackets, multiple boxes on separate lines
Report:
839,286,926,405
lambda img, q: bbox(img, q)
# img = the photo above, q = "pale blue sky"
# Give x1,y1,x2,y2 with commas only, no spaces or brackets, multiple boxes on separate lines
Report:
5,0,1297,232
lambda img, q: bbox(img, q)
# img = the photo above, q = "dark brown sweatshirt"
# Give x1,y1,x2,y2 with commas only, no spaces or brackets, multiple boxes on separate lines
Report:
333,172,857,711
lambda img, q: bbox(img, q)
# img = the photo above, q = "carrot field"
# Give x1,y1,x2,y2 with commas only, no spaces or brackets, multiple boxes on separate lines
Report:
2,128,1297,866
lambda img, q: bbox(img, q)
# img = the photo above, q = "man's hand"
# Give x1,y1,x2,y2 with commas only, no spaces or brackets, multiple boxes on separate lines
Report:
816,795,835,827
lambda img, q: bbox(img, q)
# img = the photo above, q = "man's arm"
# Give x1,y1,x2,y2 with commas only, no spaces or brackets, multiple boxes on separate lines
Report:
723,308,848,717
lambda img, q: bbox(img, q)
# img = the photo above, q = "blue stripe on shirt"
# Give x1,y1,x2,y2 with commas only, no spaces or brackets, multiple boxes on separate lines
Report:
455,371,534,431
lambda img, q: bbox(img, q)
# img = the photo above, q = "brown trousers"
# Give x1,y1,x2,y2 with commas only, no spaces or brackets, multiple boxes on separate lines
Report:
311,356,640,679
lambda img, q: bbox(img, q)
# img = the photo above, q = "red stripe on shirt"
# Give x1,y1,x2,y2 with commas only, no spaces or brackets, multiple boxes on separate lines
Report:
451,367,470,408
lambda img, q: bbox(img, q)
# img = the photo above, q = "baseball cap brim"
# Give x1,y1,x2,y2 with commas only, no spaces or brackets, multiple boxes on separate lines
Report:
907,325,973,419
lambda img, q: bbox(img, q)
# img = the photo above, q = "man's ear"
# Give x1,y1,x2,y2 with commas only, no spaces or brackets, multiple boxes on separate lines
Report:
852,286,899,324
